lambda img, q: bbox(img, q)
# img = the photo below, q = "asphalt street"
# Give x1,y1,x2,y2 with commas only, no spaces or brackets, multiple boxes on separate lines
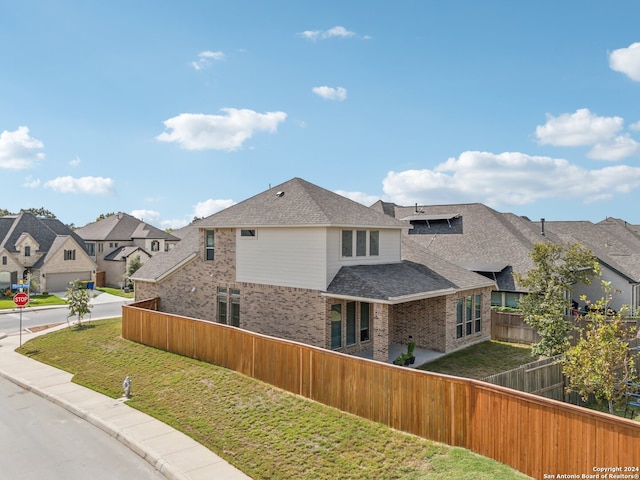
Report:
0,375,165,480
0,293,129,335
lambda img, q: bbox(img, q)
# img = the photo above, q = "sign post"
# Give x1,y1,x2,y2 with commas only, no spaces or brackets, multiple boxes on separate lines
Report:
13,292,29,347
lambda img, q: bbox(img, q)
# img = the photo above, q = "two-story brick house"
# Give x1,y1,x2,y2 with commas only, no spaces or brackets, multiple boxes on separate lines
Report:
0,212,97,293
75,212,180,288
132,178,495,362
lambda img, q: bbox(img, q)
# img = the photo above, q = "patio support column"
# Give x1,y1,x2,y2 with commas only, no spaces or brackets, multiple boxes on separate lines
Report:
373,303,390,362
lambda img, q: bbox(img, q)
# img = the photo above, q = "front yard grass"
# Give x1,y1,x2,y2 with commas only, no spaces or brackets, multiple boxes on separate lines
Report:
16,318,530,480
95,286,135,299
418,340,534,379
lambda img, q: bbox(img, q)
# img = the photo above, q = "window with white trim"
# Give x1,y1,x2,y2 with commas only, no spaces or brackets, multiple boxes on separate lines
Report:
205,230,215,261
217,287,240,326
331,304,342,349
341,229,380,258
456,294,483,339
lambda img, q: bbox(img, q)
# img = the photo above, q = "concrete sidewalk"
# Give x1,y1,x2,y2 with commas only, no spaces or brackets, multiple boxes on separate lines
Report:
0,326,252,480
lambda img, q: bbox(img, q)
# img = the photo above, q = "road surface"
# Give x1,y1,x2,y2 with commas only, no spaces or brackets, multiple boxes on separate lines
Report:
0,375,165,479
0,300,127,335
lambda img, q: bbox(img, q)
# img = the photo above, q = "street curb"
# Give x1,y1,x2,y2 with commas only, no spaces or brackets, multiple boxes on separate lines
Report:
0,368,186,480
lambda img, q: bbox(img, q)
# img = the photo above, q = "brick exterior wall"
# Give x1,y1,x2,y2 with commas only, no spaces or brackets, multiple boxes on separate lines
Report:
445,286,493,352
391,296,447,351
389,285,493,353
373,303,390,362
135,228,328,347
134,227,494,361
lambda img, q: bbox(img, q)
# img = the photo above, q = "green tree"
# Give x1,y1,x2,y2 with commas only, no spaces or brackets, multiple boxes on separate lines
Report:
0,208,13,217
21,207,56,218
563,283,637,414
122,255,143,289
96,212,115,221
66,279,92,327
513,241,600,357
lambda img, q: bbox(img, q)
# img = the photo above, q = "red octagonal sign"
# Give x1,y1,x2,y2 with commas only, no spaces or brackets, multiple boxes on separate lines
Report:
13,292,29,307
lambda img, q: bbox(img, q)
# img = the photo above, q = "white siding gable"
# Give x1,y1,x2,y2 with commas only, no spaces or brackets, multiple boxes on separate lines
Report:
236,227,328,290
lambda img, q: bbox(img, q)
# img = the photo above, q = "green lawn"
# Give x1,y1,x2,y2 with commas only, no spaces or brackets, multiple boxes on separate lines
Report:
0,293,67,310
418,340,534,379
95,286,135,299
17,319,530,480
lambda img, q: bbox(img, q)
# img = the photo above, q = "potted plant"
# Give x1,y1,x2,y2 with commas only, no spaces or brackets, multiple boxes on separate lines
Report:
393,353,408,366
407,341,416,365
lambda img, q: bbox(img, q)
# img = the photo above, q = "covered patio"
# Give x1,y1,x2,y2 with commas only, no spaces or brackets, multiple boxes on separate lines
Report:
354,343,445,368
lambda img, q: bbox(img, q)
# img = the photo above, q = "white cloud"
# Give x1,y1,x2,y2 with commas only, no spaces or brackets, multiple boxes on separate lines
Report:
535,108,623,147
156,108,287,151
191,50,224,70
193,198,235,218
23,175,40,188
149,198,235,230
587,134,640,161
298,25,361,41
382,151,640,208
130,209,161,223
630,121,640,131
334,190,379,206
609,42,640,81
69,156,81,167
312,86,347,101
0,126,45,169
43,176,115,194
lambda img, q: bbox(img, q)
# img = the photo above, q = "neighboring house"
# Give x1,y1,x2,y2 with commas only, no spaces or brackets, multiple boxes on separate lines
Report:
540,218,640,315
370,202,560,309
372,201,640,316
132,178,495,363
0,212,97,293
75,212,180,288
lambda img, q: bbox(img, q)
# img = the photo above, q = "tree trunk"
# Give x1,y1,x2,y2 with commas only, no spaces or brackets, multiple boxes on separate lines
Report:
609,399,614,415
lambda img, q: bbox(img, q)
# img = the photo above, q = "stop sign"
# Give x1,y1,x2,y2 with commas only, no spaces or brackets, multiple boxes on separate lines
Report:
13,292,29,307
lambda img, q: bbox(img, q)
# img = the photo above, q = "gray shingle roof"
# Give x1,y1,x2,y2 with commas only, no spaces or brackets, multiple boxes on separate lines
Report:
0,212,87,254
370,202,553,292
131,226,199,282
75,212,179,242
326,258,495,302
542,219,640,282
196,178,408,229
105,245,145,262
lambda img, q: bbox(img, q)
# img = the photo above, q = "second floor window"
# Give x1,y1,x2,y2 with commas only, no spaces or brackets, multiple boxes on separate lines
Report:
64,249,76,261
86,243,96,256
24,246,31,257
341,230,380,258
205,230,215,261
151,240,159,251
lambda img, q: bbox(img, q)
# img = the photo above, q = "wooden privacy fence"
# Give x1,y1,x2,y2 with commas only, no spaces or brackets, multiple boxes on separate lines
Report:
484,336,640,403
483,355,566,401
491,310,541,344
122,300,640,479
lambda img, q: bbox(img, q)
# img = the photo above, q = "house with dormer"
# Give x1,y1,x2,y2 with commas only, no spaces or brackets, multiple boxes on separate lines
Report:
372,201,640,317
131,178,495,362
75,212,180,288
371,202,559,310
540,218,640,315
0,212,97,293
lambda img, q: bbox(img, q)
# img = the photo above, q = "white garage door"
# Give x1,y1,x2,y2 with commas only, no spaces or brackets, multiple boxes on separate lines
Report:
46,272,91,292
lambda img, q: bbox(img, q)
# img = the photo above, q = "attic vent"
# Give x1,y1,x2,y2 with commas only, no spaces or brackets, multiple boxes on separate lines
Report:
275,191,285,198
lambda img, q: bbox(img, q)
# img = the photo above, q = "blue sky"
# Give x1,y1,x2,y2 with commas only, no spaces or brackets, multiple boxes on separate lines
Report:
2,1,640,229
